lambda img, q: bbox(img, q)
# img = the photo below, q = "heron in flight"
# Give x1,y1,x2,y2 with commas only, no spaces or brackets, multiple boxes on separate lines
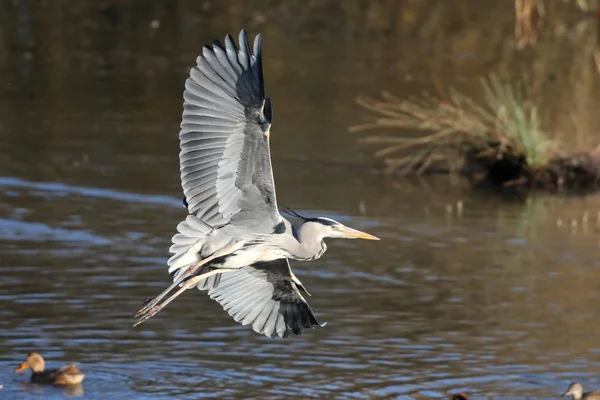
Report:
134,30,379,338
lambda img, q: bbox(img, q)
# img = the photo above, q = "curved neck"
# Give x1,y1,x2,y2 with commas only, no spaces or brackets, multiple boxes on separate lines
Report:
288,222,326,261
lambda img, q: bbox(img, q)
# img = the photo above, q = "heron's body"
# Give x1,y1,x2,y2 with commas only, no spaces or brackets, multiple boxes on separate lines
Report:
167,216,327,277
134,30,378,338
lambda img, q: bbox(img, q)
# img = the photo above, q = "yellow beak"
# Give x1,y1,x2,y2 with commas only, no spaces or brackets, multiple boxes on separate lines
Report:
339,226,380,240
15,362,28,373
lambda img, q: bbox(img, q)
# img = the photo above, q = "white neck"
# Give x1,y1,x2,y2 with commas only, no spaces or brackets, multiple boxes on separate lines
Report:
285,221,327,261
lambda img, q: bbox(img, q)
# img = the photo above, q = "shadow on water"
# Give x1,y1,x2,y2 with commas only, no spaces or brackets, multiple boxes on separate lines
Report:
1,1,600,398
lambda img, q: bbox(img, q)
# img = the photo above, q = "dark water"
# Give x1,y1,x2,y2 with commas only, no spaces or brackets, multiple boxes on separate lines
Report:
2,1,600,399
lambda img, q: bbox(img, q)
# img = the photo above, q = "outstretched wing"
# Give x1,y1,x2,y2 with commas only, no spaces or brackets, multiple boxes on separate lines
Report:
179,29,279,229
204,259,324,338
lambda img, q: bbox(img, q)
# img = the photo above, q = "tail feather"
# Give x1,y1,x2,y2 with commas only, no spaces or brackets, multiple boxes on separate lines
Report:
167,215,212,278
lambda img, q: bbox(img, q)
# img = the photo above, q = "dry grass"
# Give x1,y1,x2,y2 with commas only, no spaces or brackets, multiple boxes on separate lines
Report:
350,74,560,175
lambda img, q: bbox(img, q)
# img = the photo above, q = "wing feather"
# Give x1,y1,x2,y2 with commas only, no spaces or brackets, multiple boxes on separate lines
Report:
182,166,219,182
201,259,324,338
212,42,239,83
184,141,228,152
224,35,243,75
169,29,281,286
252,302,276,334
197,51,236,95
180,31,280,225
275,313,287,338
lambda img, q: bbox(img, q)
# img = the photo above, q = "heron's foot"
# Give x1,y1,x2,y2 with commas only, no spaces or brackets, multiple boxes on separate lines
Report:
134,291,178,325
134,285,185,320
134,295,161,320
135,289,172,318
135,244,242,320
133,306,160,327
134,260,213,318
134,267,205,318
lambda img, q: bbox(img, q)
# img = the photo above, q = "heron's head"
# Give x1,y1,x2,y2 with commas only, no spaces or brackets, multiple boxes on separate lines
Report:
303,217,379,241
563,382,583,398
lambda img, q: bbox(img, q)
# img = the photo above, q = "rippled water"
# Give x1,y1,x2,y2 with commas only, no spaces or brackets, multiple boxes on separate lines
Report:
4,175,600,400
2,1,600,399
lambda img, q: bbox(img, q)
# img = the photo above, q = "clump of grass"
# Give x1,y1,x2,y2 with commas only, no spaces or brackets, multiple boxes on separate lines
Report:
481,75,553,169
352,74,600,191
350,74,558,178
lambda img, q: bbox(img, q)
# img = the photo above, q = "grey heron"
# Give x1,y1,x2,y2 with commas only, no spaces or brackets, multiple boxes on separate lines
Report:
134,30,379,338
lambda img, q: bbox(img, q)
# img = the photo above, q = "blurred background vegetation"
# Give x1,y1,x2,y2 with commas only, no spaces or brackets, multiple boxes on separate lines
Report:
349,0,600,190
0,0,599,191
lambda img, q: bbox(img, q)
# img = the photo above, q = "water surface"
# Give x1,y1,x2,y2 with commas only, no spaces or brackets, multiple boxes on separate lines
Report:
1,1,600,399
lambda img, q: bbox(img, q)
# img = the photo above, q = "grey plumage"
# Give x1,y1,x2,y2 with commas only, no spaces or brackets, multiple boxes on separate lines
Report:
134,30,379,338
206,259,321,338
179,30,277,229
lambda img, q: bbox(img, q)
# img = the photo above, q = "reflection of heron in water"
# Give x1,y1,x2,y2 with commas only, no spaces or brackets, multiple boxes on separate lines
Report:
134,30,379,338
